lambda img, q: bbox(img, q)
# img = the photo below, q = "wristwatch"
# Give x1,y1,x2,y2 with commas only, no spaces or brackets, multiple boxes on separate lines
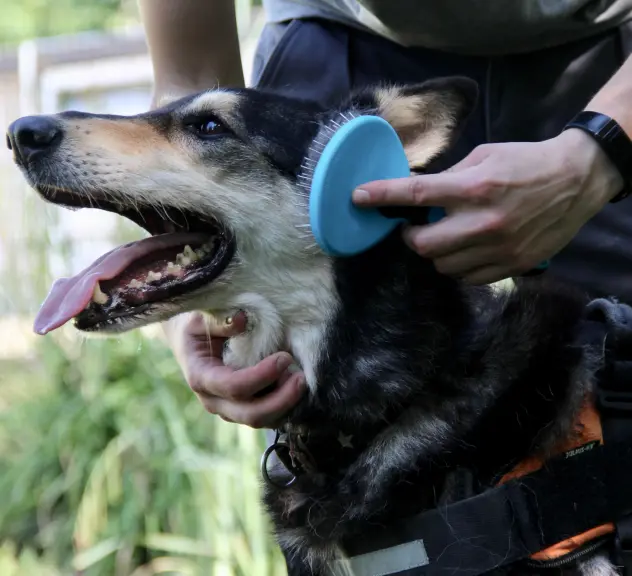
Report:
563,111,632,203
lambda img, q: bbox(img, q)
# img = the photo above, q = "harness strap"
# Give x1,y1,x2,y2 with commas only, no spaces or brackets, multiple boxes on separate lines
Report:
331,299,632,576
495,315,611,563
587,299,632,576
333,441,632,576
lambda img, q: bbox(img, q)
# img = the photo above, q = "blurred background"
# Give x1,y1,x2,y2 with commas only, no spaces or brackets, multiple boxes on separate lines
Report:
0,1,287,575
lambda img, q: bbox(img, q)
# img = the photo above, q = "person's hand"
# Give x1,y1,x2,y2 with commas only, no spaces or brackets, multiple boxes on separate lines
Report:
352,129,624,284
167,311,306,428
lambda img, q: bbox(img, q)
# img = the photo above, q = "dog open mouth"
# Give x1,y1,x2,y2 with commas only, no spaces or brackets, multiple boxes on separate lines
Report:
33,186,235,334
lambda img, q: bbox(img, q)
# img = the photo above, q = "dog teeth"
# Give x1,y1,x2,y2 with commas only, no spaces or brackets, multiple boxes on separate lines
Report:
146,271,162,283
175,253,191,267
196,240,215,259
166,262,183,276
128,279,143,289
92,282,108,305
174,244,206,267
174,244,197,267
183,245,197,261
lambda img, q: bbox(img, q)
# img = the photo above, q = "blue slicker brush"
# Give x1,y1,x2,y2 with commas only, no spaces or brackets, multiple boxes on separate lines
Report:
308,115,549,275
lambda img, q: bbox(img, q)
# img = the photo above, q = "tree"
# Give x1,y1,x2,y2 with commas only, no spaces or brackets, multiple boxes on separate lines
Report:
0,0,140,46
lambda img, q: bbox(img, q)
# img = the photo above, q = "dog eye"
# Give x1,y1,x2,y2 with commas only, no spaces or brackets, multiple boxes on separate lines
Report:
198,120,222,134
186,117,229,138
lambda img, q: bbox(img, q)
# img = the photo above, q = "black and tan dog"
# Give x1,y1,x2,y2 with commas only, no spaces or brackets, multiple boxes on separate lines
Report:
6,78,627,576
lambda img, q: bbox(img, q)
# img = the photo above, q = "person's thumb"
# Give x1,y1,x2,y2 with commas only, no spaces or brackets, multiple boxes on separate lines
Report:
188,310,248,339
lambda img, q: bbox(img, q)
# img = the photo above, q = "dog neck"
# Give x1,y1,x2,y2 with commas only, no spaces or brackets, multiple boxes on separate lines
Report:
274,235,592,489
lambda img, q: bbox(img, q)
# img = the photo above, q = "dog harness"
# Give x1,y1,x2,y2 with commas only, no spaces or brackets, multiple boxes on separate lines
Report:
322,298,632,576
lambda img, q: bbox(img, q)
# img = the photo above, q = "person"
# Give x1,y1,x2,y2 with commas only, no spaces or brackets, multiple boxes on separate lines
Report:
136,1,632,431
136,2,632,573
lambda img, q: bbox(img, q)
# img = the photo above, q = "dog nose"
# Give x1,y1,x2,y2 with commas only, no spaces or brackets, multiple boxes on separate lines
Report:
6,115,62,162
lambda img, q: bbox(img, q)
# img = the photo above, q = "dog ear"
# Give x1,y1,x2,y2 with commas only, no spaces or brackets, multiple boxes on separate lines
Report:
366,78,478,170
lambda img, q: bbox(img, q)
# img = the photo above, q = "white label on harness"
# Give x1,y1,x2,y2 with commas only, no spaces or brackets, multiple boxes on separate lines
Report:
328,539,430,576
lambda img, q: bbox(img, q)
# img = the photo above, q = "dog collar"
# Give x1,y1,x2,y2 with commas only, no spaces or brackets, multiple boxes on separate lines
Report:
261,419,389,489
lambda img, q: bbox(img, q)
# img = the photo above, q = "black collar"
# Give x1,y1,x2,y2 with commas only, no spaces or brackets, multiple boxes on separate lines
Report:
261,418,391,488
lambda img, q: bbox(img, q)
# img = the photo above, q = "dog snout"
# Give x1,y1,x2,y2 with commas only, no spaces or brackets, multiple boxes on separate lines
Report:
6,115,63,163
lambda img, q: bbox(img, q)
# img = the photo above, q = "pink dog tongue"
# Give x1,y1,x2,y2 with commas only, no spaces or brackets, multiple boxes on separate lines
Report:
34,232,209,335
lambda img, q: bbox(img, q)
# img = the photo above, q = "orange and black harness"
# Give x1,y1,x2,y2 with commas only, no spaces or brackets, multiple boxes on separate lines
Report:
325,298,632,576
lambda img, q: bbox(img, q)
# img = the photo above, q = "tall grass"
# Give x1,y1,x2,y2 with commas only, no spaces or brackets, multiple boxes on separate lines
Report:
0,10,280,568
0,328,286,575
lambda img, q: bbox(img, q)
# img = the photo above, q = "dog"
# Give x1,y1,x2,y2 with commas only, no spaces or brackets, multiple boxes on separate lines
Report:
6,78,624,576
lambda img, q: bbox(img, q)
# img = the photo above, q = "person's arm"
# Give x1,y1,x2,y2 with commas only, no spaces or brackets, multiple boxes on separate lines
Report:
585,56,632,137
137,1,306,428
352,56,632,285
137,0,245,107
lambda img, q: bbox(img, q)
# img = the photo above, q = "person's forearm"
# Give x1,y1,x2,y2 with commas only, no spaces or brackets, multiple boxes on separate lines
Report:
138,0,244,344
585,55,632,136
138,0,244,107
558,54,632,206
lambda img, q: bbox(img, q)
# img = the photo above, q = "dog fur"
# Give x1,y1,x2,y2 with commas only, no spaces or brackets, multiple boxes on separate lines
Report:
6,78,619,576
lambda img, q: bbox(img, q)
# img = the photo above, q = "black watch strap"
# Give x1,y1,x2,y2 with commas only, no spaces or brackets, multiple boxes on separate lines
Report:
564,111,632,203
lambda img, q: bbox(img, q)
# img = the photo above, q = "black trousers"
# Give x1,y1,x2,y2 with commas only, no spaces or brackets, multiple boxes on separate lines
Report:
251,17,632,305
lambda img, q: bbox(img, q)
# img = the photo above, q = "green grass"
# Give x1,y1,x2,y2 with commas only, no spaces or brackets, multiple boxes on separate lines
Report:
0,329,286,576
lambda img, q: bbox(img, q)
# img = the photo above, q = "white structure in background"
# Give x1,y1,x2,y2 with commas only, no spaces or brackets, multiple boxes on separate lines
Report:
0,5,265,322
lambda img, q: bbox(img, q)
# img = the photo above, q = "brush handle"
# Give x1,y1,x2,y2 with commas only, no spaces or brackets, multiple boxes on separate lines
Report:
378,206,549,277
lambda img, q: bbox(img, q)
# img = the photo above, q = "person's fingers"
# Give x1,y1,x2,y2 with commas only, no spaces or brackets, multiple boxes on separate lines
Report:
187,310,248,340
204,371,307,429
432,244,511,277
352,170,474,208
217,310,248,336
187,351,295,402
184,311,247,361
401,210,504,259
208,336,228,359
461,265,515,286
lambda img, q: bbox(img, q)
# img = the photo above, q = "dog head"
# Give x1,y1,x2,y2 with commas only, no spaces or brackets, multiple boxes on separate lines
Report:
6,78,477,364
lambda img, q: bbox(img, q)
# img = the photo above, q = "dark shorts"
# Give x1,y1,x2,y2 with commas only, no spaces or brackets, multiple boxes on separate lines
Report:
251,17,632,304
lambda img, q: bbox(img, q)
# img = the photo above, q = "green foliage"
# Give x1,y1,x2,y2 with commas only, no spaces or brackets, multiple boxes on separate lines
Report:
0,331,286,575
0,0,139,46
1,0,279,571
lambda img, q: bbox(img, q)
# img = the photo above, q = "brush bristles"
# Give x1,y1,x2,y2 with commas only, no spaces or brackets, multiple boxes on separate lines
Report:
296,110,365,197
295,109,370,244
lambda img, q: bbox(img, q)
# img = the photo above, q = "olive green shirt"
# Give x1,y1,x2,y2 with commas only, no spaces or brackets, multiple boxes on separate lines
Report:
262,0,632,54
